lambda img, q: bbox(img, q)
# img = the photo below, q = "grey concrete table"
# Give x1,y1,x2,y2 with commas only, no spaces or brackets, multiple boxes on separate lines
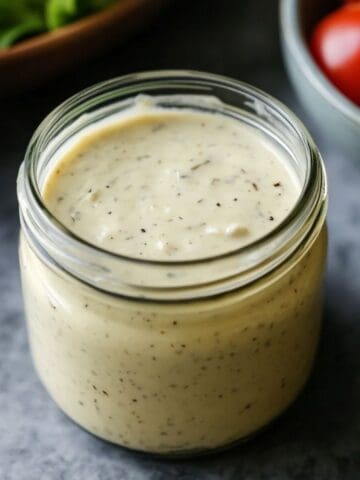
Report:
0,1,359,479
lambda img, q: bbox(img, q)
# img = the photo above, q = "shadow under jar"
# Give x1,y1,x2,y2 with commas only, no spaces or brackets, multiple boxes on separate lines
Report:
17,71,327,456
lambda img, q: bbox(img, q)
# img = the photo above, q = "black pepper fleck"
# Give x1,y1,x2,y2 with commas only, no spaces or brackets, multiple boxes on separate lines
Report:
190,159,211,171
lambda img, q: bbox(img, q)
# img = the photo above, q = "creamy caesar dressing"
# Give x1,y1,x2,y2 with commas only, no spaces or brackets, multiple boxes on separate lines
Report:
43,104,300,260
19,96,326,455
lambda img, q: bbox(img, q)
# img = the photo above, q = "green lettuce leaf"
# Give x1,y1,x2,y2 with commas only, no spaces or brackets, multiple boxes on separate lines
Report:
0,16,44,48
0,1,45,48
45,0,79,30
45,0,117,30
0,0,117,48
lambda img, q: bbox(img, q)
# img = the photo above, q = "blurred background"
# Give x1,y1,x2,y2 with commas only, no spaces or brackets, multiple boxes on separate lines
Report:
0,0,359,479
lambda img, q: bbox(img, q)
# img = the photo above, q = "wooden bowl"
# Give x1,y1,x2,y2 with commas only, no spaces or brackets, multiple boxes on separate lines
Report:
0,0,166,95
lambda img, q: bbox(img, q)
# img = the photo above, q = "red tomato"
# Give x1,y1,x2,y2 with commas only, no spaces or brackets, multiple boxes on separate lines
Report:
310,3,360,106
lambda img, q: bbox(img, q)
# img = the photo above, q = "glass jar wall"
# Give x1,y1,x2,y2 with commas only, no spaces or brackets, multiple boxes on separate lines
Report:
17,71,327,455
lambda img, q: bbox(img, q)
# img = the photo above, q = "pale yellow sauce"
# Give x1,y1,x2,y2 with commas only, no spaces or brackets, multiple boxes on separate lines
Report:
20,101,326,454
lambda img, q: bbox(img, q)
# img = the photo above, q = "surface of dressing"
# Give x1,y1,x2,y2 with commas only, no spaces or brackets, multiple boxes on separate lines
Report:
43,108,300,260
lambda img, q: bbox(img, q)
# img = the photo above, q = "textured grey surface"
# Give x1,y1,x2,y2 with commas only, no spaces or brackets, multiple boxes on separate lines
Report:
0,1,359,479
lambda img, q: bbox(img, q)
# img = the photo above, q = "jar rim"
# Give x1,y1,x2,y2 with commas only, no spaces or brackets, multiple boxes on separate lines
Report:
18,70,328,299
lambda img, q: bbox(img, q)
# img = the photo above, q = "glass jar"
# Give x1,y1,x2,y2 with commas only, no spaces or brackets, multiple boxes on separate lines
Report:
17,71,327,456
